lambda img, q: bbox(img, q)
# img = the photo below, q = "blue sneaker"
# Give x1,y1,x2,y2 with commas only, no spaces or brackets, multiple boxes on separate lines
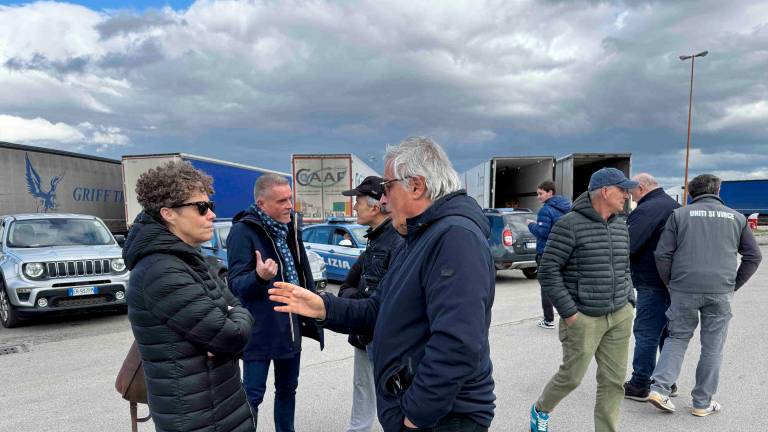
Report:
530,404,550,431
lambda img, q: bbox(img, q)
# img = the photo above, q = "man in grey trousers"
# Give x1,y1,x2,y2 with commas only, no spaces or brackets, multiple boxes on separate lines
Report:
648,174,762,417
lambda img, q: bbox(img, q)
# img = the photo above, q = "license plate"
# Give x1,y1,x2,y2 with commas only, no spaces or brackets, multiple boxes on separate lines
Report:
68,287,98,296
526,242,537,250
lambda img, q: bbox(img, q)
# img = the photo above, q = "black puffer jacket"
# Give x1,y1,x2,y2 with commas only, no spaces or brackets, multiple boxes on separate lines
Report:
338,217,404,349
539,192,635,318
124,212,255,432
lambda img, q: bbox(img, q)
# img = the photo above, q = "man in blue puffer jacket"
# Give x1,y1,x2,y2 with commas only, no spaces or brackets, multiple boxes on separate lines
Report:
527,180,571,329
268,137,495,432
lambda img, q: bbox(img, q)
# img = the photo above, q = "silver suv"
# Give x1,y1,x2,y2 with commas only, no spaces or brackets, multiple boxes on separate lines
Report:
0,213,129,328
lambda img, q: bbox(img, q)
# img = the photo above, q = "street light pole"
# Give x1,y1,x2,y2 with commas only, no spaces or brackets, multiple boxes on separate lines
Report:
679,50,708,206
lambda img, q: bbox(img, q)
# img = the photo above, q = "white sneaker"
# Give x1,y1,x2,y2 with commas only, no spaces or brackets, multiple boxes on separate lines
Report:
648,390,676,413
536,319,555,329
691,401,721,417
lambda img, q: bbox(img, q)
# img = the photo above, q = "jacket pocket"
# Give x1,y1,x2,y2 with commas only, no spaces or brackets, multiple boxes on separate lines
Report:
381,359,414,398
362,251,391,296
381,363,406,397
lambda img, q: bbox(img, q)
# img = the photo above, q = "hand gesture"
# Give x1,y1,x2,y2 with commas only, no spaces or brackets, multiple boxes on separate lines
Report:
269,282,327,320
255,250,278,281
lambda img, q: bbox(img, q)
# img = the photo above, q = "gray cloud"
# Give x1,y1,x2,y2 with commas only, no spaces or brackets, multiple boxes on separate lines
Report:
5,54,90,75
0,0,765,181
96,9,178,40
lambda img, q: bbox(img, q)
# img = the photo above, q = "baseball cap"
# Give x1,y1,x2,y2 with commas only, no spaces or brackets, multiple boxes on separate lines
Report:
588,167,639,191
342,176,384,201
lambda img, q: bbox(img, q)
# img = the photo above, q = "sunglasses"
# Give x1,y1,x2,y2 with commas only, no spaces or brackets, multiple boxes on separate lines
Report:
380,176,411,196
170,200,216,215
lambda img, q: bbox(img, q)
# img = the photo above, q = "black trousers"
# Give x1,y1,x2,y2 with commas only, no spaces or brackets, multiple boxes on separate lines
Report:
401,413,488,432
536,254,555,322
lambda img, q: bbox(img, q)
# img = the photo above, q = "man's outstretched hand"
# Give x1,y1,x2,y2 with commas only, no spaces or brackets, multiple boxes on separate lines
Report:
269,282,327,320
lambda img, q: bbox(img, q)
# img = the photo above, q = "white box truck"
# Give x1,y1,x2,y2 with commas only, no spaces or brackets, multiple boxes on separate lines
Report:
0,141,126,233
461,156,556,211
122,153,290,229
291,154,379,223
555,153,632,203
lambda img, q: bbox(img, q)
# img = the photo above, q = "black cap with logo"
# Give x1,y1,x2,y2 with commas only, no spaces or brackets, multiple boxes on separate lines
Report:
342,176,384,201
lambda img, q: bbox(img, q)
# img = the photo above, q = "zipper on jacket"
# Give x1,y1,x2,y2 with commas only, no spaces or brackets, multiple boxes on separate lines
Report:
263,229,297,345
607,223,616,309
294,218,302,269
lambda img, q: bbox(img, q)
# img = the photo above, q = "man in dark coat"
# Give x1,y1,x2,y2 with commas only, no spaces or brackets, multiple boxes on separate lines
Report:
338,176,404,432
623,173,680,401
227,173,324,432
527,180,571,329
530,167,637,432
268,137,496,432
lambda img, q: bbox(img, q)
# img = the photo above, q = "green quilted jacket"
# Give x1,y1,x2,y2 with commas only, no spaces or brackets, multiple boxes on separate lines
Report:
538,191,635,318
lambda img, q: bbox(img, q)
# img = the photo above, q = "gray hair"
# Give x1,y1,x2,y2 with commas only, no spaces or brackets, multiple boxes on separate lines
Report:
688,174,721,198
254,173,290,201
633,173,659,190
589,189,602,201
384,137,461,201
365,195,390,214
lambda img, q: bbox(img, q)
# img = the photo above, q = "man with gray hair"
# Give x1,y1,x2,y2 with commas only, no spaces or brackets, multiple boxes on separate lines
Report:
530,167,637,432
648,174,761,417
338,176,404,432
268,137,496,432
227,173,324,431
623,173,680,402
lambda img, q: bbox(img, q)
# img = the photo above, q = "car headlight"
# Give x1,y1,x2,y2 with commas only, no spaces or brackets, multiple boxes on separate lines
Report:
111,258,126,272
24,262,45,278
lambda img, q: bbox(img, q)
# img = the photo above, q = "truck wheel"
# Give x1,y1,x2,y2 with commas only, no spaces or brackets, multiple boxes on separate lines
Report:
0,282,21,328
522,267,538,280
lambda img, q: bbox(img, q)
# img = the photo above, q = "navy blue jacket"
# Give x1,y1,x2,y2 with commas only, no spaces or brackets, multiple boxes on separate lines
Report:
627,188,680,289
320,191,495,432
227,207,324,360
528,195,571,255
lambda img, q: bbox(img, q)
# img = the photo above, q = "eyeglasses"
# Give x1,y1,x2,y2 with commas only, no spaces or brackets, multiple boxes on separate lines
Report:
170,201,216,215
380,177,411,196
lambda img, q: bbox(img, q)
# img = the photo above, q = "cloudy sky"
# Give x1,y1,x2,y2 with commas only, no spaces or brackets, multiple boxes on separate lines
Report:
1,0,766,189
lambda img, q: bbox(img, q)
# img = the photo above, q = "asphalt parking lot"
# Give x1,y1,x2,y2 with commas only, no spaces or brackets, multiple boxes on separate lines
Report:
1,246,766,431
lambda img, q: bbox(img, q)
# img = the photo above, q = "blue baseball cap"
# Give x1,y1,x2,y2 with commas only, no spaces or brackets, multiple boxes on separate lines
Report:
588,167,638,191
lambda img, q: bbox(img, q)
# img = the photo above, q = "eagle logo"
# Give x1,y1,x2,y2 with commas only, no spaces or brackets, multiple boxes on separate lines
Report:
25,153,65,212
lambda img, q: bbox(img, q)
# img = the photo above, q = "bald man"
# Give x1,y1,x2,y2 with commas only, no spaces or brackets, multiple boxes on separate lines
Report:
623,173,680,402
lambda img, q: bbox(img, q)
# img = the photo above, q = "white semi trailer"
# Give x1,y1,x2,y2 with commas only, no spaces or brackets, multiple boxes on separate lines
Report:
291,154,379,223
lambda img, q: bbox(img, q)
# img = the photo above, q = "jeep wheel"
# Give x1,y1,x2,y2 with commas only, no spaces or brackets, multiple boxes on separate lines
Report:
0,282,20,328
522,267,538,280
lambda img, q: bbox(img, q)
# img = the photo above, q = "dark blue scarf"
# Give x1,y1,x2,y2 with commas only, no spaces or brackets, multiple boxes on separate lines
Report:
251,205,300,285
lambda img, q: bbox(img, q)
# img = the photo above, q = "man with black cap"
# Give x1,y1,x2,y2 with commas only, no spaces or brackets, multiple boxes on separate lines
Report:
338,175,404,432
530,167,638,432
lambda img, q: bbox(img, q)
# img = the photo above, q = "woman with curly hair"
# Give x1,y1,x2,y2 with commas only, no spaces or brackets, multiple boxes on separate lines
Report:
123,161,256,432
